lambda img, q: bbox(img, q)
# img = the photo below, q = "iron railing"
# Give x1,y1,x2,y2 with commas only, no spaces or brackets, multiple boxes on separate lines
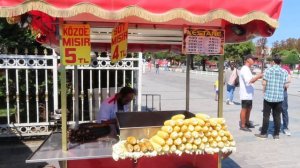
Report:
0,50,142,137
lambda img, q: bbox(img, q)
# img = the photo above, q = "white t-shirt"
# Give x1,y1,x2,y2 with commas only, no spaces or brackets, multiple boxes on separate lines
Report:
239,65,254,100
96,95,129,123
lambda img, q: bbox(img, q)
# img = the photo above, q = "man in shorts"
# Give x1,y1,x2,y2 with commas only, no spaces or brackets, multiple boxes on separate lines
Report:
239,54,263,132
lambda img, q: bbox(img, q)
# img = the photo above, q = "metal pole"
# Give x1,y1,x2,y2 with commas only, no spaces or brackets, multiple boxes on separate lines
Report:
152,95,154,111
74,66,79,127
217,54,225,168
146,95,148,111
59,19,68,151
217,54,224,118
159,95,161,111
89,70,93,121
52,50,59,112
59,19,68,168
186,55,191,112
261,50,265,73
138,52,143,111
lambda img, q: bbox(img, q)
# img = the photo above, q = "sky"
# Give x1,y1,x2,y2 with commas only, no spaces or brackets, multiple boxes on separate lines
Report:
267,0,300,47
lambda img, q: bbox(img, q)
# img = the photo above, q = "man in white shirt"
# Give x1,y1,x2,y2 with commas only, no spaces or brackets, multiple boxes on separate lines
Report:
96,86,136,124
239,54,263,132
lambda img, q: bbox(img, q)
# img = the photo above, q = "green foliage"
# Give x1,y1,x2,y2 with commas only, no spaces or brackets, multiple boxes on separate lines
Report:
280,49,300,67
154,51,169,59
272,38,300,54
172,54,184,63
0,108,16,117
224,41,255,63
0,18,48,54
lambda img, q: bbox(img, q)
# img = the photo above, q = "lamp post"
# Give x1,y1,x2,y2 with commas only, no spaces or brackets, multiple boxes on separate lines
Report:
257,38,267,73
261,48,266,73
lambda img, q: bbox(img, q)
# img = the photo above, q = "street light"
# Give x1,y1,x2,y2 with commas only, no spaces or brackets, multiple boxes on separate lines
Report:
257,37,267,73
261,48,266,73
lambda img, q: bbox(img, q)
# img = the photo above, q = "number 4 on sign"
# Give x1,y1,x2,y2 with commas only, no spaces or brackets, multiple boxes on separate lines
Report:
112,45,119,59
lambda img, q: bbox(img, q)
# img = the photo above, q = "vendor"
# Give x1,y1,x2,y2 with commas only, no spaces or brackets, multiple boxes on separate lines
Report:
96,86,136,123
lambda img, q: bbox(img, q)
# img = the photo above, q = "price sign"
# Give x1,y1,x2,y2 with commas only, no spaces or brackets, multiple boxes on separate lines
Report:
61,24,91,65
183,28,224,55
111,23,128,63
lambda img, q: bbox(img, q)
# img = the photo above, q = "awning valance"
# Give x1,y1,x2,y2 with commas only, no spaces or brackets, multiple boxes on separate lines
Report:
0,0,283,49
0,0,282,28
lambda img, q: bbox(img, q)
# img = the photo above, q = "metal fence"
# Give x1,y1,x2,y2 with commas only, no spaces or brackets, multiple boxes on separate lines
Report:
0,51,142,137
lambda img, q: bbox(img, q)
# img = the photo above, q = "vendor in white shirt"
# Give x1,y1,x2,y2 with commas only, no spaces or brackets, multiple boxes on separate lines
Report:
96,86,136,124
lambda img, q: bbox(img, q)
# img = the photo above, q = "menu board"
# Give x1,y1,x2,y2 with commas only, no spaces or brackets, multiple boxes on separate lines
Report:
182,28,224,55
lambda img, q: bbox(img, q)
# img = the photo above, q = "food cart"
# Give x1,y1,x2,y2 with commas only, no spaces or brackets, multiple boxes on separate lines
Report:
0,0,283,168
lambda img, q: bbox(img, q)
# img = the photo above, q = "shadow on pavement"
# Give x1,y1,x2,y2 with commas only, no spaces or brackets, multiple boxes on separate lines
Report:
233,101,241,105
0,137,48,168
222,157,241,168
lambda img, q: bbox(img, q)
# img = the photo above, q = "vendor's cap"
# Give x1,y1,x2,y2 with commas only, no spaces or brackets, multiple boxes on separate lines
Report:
244,54,258,60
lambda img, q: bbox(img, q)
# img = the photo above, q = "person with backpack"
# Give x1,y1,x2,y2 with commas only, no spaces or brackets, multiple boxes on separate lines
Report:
224,61,239,105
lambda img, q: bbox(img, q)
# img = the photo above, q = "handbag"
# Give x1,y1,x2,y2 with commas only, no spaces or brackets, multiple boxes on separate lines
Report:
234,69,240,87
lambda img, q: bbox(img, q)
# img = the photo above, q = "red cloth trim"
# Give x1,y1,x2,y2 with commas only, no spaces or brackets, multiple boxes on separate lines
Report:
2,0,282,20
108,95,117,104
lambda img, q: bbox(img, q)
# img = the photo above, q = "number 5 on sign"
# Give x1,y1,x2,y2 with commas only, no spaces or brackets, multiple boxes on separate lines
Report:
61,24,91,65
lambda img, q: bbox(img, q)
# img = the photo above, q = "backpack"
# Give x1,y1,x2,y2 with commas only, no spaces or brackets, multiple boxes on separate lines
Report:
234,69,239,87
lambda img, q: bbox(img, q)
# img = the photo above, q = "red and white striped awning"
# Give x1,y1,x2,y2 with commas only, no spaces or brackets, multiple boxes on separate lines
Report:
0,0,283,49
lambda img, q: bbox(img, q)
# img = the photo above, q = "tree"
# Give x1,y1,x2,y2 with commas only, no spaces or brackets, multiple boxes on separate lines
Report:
224,41,255,63
0,18,48,54
272,38,300,54
256,37,267,56
0,18,52,122
280,49,300,69
154,51,169,59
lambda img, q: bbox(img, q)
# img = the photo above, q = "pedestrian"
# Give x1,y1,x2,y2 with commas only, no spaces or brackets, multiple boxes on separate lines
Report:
167,61,171,71
281,65,292,136
224,61,238,105
239,54,263,132
255,55,288,139
155,61,160,74
147,59,152,71
164,60,168,71
214,79,219,101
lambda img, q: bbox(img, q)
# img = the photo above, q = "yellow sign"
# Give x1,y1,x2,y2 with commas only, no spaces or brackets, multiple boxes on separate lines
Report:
61,24,91,65
182,28,224,55
111,23,128,63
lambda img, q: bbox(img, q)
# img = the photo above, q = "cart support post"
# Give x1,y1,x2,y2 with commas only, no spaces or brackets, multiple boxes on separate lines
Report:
217,54,225,168
74,66,79,127
186,55,191,111
53,50,59,111
217,54,224,117
138,52,143,111
59,19,68,153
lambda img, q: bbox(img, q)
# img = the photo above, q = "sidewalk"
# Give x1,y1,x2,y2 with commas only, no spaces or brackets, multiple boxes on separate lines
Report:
142,70,300,168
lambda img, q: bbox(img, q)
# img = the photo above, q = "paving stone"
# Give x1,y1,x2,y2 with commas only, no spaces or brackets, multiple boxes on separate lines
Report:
143,70,300,168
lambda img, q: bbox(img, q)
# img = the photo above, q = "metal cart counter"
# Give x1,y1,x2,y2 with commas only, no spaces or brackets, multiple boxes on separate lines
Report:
26,132,118,163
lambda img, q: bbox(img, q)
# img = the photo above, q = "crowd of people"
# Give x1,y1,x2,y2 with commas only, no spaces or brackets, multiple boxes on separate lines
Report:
95,53,292,140
217,54,292,139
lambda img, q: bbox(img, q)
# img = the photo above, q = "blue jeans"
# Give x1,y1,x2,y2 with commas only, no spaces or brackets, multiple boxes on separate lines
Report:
226,84,235,102
282,90,289,129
